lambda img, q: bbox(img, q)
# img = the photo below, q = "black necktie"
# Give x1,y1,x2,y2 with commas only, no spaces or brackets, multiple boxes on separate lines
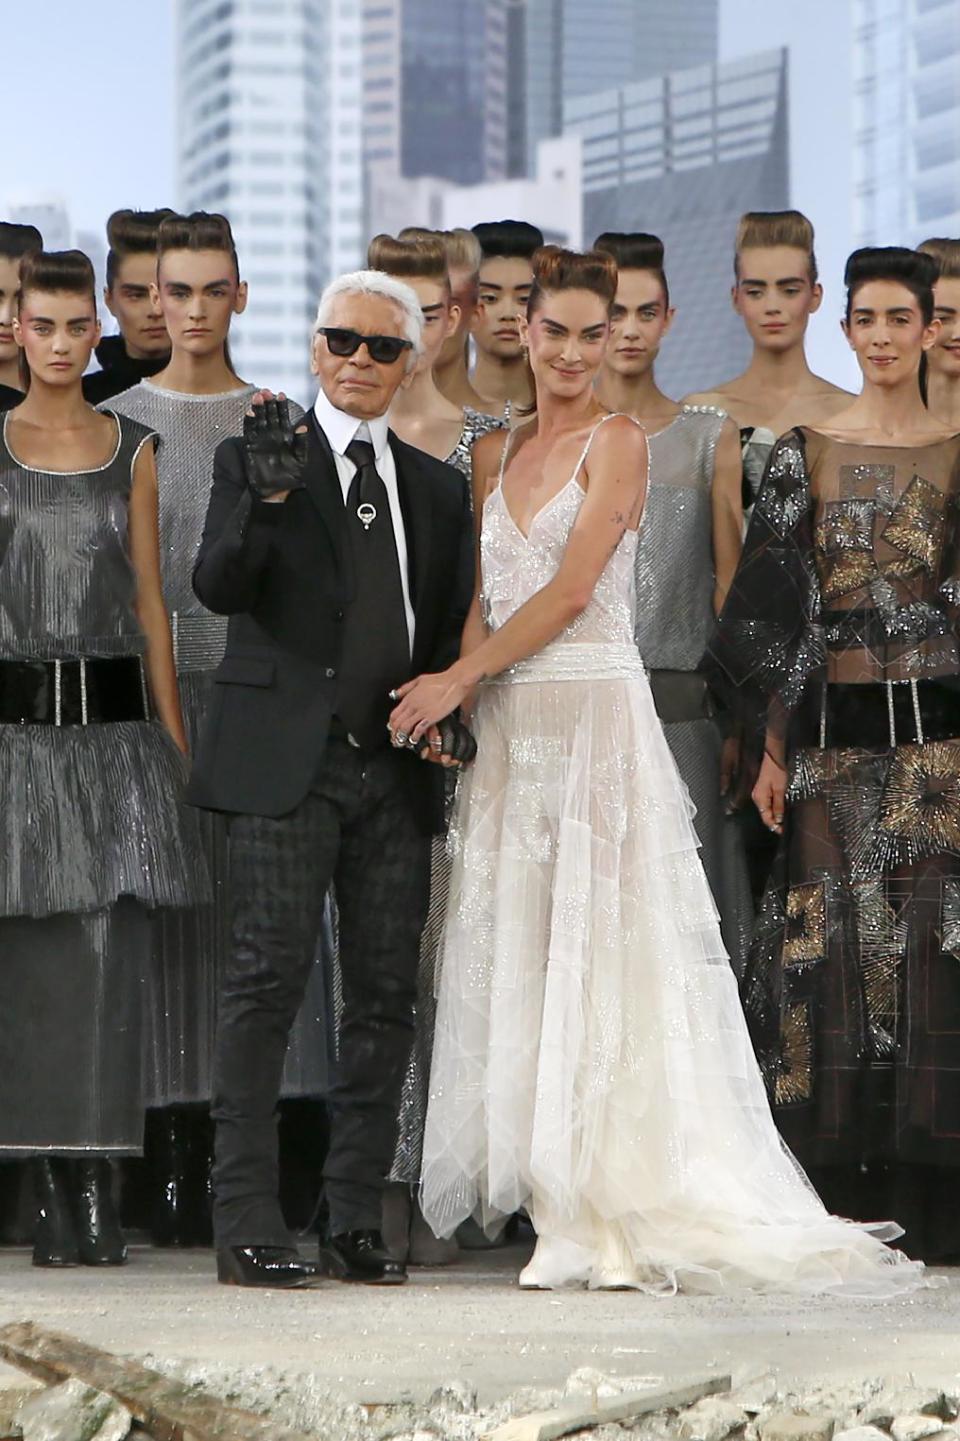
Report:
334,437,411,749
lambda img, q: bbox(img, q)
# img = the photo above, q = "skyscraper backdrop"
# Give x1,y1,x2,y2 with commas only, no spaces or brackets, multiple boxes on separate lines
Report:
5,0,938,400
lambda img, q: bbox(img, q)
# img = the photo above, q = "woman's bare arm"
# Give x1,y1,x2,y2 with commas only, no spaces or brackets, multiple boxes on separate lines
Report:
390,415,648,739
128,442,188,755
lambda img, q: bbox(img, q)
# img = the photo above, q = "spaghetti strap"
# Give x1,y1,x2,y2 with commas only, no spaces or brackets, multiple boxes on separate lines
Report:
496,426,516,490
572,411,646,484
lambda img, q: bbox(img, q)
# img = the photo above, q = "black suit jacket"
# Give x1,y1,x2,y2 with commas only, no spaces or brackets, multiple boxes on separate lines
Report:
186,411,475,832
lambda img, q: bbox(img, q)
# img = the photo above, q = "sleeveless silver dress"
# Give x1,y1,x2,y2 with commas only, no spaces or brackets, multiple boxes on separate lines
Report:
390,406,505,1185
108,382,333,1104
640,406,753,974
0,411,207,1154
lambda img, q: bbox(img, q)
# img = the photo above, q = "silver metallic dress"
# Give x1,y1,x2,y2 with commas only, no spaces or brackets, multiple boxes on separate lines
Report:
0,411,208,1155
108,381,334,1105
640,406,753,974
390,405,505,1184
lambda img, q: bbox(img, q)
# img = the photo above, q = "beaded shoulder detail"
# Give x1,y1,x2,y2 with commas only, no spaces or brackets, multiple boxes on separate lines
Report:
681,402,729,420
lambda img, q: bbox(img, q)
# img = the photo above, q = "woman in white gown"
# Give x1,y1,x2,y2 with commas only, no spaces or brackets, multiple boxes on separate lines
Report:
388,245,924,1296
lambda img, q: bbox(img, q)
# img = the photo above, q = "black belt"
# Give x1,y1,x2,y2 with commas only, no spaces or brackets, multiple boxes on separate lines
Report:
648,670,715,724
0,656,150,726
817,679,960,749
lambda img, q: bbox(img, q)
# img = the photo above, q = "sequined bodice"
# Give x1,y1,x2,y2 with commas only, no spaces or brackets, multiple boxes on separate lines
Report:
636,407,724,670
0,412,154,658
806,430,960,685
108,380,274,615
482,467,637,648
446,406,505,478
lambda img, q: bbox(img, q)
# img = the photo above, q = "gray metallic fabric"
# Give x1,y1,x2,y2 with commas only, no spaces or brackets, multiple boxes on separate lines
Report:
0,410,205,918
640,406,753,975
108,382,332,1104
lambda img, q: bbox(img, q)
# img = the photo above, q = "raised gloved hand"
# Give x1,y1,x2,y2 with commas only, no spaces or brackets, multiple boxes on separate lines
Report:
243,391,308,501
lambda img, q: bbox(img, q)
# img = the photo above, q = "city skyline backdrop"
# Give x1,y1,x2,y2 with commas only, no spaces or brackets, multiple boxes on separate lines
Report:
6,0,958,397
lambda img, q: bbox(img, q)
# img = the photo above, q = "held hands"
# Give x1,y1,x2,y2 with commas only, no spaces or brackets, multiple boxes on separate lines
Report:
389,669,471,746
422,714,478,767
243,390,308,502
752,751,786,835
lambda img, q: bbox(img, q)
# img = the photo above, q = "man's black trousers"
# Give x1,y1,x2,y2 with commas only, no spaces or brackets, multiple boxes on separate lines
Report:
211,736,430,1246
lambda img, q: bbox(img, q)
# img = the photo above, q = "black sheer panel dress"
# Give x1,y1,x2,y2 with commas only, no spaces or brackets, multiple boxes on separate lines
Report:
708,425,960,1258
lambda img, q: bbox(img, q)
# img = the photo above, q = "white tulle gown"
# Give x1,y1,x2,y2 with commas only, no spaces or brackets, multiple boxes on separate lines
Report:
420,416,926,1296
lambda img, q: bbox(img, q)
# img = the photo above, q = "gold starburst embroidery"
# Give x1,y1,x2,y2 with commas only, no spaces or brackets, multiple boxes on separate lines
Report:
940,877,960,959
881,474,947,575
878,741,960,852
782,882,826,966
816,500,878,602
774,1002,813,1106
819,550,878,602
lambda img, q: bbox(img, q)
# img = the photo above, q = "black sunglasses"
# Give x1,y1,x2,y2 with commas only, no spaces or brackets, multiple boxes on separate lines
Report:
318,327,413,365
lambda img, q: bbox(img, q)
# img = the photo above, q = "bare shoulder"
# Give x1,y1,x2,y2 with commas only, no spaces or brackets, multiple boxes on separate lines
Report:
587,413,648,477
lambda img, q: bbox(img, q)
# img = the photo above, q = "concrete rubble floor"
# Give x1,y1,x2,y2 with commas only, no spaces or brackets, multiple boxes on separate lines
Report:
0,1244,959,1410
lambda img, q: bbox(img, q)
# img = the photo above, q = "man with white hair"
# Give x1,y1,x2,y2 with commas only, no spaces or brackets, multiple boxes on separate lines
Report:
189,270,476,1289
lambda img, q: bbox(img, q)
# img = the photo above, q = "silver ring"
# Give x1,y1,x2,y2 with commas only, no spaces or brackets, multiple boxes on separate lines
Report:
395,730,408,746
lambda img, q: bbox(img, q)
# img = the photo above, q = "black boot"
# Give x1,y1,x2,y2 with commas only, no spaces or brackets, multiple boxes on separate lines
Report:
185,1106,215,1247
31,1158,79,1267
147,1107,189,1247
148,1106,206,1247
74,1159,127,1266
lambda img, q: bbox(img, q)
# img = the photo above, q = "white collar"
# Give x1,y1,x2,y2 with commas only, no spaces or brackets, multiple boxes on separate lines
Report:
313,386,391,461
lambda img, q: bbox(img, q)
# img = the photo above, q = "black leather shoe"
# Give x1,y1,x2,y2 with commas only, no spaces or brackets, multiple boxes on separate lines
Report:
74,1159,127,1266
318,1229,407,1284
31,1158,79,1268
216,1245,320,1289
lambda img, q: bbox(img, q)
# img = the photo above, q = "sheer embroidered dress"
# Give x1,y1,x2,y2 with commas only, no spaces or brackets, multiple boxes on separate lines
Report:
420,416,925,1294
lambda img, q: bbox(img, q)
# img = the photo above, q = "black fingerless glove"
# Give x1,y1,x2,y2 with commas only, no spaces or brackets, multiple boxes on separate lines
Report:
436,713,477,765
243,395,308,500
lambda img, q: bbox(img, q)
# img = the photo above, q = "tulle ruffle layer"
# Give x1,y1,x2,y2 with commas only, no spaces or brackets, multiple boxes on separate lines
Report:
421,667,926,1297
0,719,209,919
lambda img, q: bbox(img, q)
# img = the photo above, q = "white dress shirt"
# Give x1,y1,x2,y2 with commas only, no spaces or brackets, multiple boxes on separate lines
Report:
313,387,415,655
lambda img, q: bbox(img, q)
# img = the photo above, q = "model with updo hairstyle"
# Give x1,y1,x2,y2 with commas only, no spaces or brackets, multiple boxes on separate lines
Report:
526,242,617,314
0,221,42,261
709,241,960,1261
918,238,960,429
469,218,544,419
398,226,487,411
0,246,205,1270
0,220,42,406
687,207,851,504
83,207,176,405
109,214,330,1246
594,230,753,976
687,209,853,909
